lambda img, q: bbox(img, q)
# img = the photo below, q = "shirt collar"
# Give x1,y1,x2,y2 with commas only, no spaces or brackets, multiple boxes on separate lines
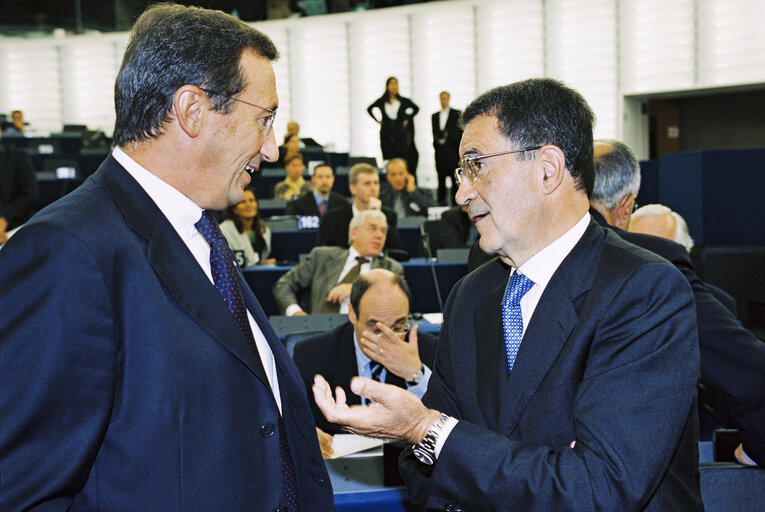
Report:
112,146,203,239
516,212,590,287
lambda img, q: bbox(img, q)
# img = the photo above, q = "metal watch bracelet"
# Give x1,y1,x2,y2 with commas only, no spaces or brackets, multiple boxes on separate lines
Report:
412,413,450,465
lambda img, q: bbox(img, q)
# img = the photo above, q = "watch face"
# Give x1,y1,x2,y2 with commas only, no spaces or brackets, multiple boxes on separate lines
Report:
413,447,435,466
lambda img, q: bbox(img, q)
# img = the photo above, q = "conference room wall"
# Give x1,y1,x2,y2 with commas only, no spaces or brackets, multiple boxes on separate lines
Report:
1,0,763,187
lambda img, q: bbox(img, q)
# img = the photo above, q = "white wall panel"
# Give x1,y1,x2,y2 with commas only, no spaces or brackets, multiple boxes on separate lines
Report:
475,0,544,94
620,0,695,94
546,0,618,139
288,19,350,152
697,0,765,86
411,4,476,185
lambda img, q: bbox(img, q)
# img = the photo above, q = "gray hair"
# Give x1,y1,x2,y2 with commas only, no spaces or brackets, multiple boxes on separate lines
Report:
348,209,387,244
632,204,694,251
592,139,641,210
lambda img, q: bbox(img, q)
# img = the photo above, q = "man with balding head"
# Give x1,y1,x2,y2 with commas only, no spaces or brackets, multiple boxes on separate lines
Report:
313,78,702,510
630,203,694,251
294,269,437,438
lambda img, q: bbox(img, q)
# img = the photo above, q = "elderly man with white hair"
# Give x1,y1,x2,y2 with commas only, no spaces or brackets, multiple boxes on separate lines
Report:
630,203,694,251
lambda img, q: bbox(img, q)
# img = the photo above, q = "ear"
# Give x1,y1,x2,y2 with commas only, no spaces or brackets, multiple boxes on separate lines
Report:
173,85,206,139
613,194,636,230
347,304,357,325
537,145,566,195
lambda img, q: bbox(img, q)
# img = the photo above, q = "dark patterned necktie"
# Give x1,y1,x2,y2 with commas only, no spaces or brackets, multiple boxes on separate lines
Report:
501,271,534,374
195,210,299,511
321,256,368,313
319,199,326,217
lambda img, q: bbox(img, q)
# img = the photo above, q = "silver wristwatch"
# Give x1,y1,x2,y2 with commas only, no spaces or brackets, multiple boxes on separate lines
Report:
412,413,450,465
407,364,425,385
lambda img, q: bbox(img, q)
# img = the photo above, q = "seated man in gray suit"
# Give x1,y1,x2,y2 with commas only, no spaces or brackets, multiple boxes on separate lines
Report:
293,269,438,455
273,209,404,315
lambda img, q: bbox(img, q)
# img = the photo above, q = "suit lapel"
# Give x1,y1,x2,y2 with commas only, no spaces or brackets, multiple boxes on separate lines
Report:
474,261,512,431
94,156,269,384
496,221,604,436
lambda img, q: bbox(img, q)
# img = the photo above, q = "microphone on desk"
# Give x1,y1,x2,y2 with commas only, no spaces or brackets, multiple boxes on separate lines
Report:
420,223,444,313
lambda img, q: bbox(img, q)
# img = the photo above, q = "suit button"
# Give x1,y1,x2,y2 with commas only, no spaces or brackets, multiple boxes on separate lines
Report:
260,423,275,437
274,507,288,512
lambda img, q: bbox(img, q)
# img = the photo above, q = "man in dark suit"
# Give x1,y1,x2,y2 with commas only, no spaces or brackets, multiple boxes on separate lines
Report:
379,158,435,218
317,162,406,253
432,91,462,204
285,162,347,217
313,78,702,510
0,144,38,243
591,139,765,467
0,5,332,511
294,269,438,440
274,209,403,315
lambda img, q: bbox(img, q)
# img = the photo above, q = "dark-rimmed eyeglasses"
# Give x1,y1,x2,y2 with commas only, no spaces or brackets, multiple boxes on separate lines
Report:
454,145,542,186
199,87,277,135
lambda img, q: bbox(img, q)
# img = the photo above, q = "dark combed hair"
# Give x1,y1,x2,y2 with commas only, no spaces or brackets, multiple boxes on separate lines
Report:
461,78,596,196
349,272,412,315
113,2,279,146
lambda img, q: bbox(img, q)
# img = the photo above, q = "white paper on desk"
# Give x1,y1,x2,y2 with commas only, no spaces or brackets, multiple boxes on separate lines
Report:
330,434,384,459
422,313,443,325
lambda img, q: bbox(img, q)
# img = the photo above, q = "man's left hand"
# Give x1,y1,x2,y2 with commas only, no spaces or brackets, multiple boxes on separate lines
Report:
358,323,422,381
312,374,441,444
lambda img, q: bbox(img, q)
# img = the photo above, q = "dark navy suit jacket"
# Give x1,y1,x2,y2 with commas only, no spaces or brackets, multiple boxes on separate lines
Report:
401,220,703,511
293,322,438,434
0,156,334,511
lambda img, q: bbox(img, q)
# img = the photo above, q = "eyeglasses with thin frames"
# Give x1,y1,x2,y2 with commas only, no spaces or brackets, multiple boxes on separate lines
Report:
367,320,411,339
454,145,542,186
199,87,277,135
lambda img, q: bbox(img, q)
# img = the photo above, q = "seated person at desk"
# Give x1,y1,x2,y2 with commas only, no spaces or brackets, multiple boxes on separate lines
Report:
277,132,302,167
294,269,438,448
379,158,434,218
273,209,403,316
316,162,405,252
439,205,479,249
285,162,347,218
0,144,38,244
219,187,274,267
273,153,312,200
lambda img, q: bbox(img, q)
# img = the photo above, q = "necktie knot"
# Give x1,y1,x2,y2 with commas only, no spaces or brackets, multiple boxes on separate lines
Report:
501,271,534,374
356,256,369,266
195,210,223,247
505,271,534,305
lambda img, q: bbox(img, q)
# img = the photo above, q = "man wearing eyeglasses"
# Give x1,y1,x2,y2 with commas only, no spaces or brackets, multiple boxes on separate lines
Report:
0,4,332,511
313,78,702,510
294,269,437,445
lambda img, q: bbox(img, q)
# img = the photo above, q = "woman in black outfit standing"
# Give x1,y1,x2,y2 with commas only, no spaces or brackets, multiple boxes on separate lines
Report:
367,76,419,174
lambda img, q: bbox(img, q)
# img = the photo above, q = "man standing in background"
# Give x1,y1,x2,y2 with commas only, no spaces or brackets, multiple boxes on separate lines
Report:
432,91,462,204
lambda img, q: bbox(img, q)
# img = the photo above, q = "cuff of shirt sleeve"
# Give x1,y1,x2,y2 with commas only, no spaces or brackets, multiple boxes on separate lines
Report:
405,365,432,399
434,416,458,458
285,304,304,316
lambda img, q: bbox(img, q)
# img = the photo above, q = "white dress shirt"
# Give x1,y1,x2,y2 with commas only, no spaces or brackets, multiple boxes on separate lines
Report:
112,147,283,413
438,107,450,132
434,212,591,456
